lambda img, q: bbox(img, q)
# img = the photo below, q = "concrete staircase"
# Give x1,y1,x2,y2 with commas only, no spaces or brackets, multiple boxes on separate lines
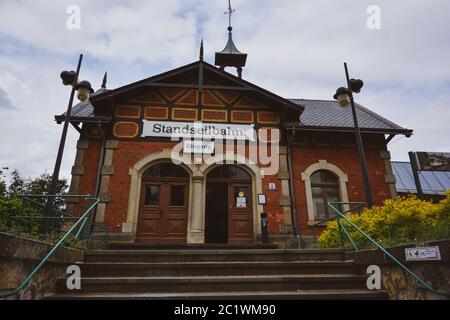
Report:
45,248,388,300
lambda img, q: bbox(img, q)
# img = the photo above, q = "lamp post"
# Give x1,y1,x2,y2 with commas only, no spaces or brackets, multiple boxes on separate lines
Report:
40,54,94,234
333,62,373,208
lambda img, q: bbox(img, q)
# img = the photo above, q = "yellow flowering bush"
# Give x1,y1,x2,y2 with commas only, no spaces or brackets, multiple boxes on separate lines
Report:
319,191,450,249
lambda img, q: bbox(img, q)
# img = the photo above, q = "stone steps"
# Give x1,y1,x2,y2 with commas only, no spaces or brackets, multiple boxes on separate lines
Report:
84,248,345,263
76,260,361,277
47,289,388,300
55,274,368,293
44,248,388,300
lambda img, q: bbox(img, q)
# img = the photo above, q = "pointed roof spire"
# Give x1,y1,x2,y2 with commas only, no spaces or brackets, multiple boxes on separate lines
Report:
214,0,247,78
199,39,204,61
226,0,234,30
101,71,107,89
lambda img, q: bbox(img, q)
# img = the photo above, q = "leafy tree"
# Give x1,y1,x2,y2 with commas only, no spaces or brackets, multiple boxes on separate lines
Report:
0,177,6,199
0,170,69,236
8,169,26,196
7,170,68,197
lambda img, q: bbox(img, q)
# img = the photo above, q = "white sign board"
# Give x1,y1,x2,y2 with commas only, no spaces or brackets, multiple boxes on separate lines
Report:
236,197,247,208
258,194,266,205
183,140,214,154
405,246,441,261
142,120,255,141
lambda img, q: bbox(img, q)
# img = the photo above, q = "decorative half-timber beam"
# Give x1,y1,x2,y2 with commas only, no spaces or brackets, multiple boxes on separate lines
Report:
143,83,256,91
70,122,82,134
385,134,395,144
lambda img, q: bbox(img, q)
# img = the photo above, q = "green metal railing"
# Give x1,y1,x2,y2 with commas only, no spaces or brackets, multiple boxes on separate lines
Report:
0,194,99,299
329,201,450,297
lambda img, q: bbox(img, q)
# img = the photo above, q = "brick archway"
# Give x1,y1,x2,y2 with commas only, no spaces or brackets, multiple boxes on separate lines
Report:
123,149,199,237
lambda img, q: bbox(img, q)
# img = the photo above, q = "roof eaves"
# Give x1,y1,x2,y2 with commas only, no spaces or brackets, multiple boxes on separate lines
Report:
54,115,111,124
284,123,413,136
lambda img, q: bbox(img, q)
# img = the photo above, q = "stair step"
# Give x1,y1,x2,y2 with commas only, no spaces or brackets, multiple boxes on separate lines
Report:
76,260,360,277
46,289,389,300
56,274,368,293
85,249,345,263
45,249,385,300
108,243,279,250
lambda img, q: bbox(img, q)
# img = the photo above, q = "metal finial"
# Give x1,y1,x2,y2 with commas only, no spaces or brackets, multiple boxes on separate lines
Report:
101,71,107,89
199,39,204,61
224,0,235,31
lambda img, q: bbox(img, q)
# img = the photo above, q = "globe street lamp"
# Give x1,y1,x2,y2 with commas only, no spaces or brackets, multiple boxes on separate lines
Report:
40,54,93,233
333,63,373,208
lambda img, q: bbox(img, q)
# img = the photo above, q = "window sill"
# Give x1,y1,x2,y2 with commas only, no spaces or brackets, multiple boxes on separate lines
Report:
307,220,331,227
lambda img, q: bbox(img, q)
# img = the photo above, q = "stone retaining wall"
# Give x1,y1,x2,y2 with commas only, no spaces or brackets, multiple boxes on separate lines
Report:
0,232,84,300
347,239,450,300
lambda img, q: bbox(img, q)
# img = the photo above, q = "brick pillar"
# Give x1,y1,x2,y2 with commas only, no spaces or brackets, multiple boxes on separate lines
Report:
95,140,118,223
278,146,293,234
380,150,397,199
67,140,89,208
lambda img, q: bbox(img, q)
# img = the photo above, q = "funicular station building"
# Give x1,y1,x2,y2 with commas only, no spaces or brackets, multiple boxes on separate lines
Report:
57,28,412,248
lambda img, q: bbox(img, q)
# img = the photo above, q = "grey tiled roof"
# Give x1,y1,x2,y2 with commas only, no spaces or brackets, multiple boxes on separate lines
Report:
69,101,95,118
392,161,450,195
56,89,411,135
289,99,410,133
56,88,109,121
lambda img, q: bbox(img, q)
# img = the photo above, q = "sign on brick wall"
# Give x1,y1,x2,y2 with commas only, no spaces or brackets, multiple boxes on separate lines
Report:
142,120,255,141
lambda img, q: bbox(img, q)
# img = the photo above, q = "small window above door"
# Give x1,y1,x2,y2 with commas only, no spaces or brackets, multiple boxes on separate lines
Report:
143,163,189,178
207,165,251,180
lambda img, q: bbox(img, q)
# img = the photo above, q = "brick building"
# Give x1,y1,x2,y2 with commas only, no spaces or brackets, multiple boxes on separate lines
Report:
56,29,412,248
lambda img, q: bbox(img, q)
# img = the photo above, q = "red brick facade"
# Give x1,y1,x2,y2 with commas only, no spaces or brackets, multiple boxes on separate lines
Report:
291,140,391,236
73,134,392,239
64,62,402,246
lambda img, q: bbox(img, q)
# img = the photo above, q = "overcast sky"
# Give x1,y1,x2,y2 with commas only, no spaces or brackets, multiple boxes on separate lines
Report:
0,0,449,182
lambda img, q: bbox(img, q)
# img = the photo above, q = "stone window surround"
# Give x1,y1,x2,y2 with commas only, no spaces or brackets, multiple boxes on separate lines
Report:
124,149,264,244
301,160,350,223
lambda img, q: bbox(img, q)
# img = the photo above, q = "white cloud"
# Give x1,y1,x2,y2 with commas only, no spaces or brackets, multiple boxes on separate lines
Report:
0,87,14,109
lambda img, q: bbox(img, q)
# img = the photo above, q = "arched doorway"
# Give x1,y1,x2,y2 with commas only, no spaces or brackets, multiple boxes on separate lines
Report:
136,162,190,244
205,165,254,244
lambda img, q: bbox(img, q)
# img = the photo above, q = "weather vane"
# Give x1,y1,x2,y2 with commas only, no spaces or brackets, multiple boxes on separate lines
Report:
225,0,235,29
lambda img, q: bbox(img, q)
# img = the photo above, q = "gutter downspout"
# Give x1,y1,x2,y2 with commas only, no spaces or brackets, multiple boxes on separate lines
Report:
284,122,302,248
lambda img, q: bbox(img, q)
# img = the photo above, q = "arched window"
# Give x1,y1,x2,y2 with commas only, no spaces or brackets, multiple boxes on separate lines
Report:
207,165,251,180
311,170,341,220
143,163,189,178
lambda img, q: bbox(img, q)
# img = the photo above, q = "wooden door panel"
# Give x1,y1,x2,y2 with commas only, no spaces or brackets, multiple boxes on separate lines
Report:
137,181,189,244
163,183,188,242
228,183,253,244
136,183,164,243
137,216,162,239
231,216,252,235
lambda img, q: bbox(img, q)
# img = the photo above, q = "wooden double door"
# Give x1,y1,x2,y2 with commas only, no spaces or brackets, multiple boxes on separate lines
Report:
136,163,189,244
205,166,254,244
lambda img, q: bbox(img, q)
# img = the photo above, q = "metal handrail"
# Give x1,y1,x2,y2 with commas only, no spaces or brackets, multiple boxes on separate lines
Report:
19,194,74,218
328,201,450,297
300,204,365,247
0,194,99,299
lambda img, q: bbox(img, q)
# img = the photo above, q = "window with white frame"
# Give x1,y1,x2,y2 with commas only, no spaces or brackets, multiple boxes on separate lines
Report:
310,170,341,220
301,160,350,223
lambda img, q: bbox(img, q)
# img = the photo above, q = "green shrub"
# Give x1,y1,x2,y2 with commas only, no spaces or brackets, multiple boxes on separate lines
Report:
319,191,450,249
0,196,42,235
